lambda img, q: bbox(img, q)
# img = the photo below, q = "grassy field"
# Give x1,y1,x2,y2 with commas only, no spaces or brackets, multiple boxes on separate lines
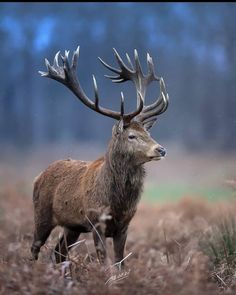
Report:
144,183,235,203
0,145,236,294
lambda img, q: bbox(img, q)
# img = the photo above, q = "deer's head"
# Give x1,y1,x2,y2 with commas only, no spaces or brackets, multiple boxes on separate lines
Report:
39,47,169,165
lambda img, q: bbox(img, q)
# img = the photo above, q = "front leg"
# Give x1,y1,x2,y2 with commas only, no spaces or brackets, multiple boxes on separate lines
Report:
113,229,128,268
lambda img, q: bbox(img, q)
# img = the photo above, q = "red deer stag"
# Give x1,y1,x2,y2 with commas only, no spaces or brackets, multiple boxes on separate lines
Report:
31,46,169,266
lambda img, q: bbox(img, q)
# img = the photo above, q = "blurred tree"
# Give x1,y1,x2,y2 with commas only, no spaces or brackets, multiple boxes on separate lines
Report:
0,3,235,151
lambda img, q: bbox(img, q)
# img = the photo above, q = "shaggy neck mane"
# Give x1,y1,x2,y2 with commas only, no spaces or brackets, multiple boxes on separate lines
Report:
103,139,145,213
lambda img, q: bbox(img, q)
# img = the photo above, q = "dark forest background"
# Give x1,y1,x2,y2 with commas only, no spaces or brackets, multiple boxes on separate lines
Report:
0,3,236,151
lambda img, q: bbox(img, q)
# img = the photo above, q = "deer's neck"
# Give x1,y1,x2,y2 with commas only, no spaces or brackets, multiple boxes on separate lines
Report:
103,147,145,213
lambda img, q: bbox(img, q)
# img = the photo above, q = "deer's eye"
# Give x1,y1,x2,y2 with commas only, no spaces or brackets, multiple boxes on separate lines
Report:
128,134,137,140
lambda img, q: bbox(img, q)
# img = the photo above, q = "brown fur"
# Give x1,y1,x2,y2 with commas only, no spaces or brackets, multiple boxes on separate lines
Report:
31,121,165,266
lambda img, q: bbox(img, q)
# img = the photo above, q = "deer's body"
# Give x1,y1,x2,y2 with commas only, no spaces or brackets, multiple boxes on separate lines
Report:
34,133,145,231
31,46,169,266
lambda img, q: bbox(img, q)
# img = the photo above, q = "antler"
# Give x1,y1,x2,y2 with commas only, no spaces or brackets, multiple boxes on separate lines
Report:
39,46,143,123
99,49,169,129
136,78,169,130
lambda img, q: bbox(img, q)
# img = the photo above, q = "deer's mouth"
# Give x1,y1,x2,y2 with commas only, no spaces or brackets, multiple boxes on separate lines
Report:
149,156,163,161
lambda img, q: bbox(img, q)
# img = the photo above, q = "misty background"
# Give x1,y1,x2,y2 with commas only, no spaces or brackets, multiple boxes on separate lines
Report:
1,2,236,153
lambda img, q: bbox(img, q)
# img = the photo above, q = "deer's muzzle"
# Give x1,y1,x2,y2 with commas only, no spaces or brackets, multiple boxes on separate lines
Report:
147,145,166,161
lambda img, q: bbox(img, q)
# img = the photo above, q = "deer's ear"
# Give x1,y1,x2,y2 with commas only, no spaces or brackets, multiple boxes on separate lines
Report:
117,119,124,133
112,119,124,136
143,118,157,130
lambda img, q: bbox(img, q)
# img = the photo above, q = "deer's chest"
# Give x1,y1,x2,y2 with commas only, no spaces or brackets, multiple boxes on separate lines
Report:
104,207,137,237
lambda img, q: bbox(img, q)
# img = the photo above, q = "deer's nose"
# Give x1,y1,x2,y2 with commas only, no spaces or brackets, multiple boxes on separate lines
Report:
155,146,166,157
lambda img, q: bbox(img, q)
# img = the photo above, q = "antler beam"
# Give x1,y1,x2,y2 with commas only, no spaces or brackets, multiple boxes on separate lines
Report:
39,46,143,122
39,46,169,128
99,49,169,129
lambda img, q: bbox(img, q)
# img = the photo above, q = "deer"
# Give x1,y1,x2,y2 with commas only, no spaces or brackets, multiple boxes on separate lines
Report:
31,46,169,268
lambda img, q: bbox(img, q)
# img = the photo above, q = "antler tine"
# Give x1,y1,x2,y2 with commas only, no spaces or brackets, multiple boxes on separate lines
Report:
39,46,144,122
92,75,99,109
136,77,169,128
99,49,161,99
71,46,80,70
134,49,144,78
61,50,70,72
138,94,168,121
99,48,135,83
96,48,169,128
113,48,130,72
98,56,121,74
125,91,144,122
141,77,166,113
45,57,65,81
126,53,134,70
141,95,163,114
53,51,60,68
147,53,158,83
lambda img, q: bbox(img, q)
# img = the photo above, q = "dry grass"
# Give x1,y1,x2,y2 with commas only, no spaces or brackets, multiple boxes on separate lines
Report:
1,153,236,294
